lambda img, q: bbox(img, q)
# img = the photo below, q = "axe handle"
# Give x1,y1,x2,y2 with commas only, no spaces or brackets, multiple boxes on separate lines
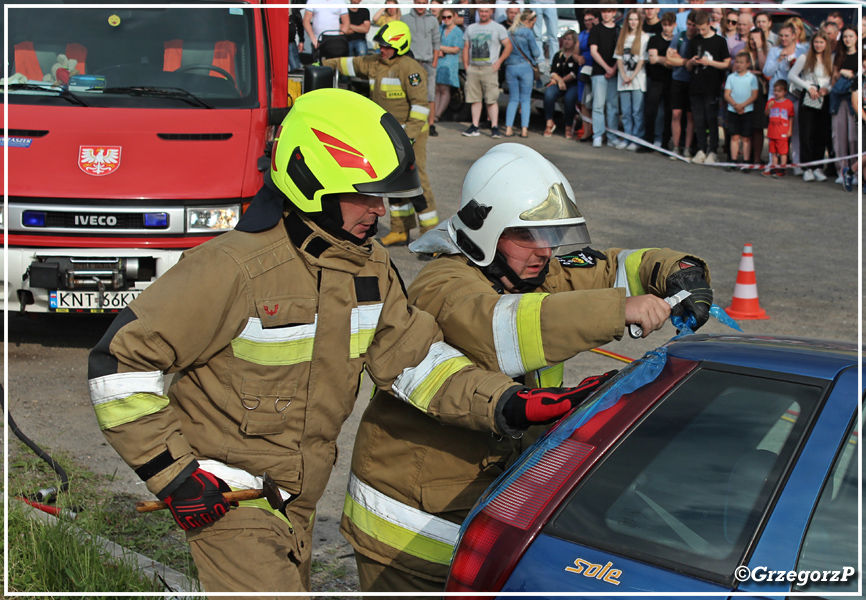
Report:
135,489,264,513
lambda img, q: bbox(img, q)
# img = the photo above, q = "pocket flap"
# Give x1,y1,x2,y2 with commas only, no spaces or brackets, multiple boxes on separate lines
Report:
254,296,317,326
240,411,288,436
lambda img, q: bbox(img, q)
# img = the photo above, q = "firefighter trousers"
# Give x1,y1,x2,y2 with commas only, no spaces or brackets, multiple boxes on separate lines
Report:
355,551,442,598
186,506,312,599
388,128,438,235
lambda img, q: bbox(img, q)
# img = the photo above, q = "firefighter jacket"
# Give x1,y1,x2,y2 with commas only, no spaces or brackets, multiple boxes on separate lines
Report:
340,247,711,581
87,203,519,566
323,53,429,140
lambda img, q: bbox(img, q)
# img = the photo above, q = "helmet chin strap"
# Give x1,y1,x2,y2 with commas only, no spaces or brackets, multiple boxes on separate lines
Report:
307,195,376,245
480,251,549,293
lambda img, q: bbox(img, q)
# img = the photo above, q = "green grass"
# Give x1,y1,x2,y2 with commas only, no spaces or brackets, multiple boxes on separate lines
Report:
6,441,198,593
6,500,164,594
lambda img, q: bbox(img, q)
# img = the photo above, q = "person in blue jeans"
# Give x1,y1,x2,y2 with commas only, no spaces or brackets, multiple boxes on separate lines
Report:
504,9,541,138
589,3,620,147
529,0,558,67
543,30,581,138
613,9,648,151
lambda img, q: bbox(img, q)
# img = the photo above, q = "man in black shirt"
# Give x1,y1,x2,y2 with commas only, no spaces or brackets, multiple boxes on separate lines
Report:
589,1,621,148
644,11,675,150
686,10,730,164
347,0,371,56
642,6,662,36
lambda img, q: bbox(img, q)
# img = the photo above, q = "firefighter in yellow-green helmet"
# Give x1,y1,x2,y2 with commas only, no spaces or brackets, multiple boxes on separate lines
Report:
324,20,440,254
87,89,543,594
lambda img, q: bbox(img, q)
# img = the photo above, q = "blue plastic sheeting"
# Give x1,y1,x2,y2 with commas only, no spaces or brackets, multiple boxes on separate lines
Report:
459,303,743,541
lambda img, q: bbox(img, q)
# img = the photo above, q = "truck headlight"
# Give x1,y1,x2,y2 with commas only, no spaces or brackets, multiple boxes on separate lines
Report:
186,205,240,232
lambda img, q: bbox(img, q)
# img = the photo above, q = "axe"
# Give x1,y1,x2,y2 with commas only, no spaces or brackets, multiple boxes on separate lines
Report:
135,471,284,513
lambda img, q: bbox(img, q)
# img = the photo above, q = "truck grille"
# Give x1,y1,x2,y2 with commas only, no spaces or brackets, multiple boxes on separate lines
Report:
44,212,160,229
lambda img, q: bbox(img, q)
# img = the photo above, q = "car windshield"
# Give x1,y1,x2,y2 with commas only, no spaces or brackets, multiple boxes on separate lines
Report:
547,367,824,582
793,413,861,598
6,4,257,107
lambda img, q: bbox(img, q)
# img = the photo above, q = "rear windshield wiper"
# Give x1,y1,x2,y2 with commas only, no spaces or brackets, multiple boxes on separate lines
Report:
101,86,213,109
6,83,89,106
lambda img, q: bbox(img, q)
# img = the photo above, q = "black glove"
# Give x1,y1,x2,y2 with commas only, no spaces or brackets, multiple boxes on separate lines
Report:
164,468,237,531
500,370,618,431
666,259,712,330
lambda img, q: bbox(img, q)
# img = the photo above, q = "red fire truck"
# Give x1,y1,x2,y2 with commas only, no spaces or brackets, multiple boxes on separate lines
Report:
4,2,290,313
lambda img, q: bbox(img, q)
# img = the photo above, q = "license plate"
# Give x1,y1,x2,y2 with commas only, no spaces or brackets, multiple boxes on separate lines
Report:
49,290,141,313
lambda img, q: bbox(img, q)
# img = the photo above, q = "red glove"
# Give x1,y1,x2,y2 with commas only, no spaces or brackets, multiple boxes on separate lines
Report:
501,370,617,431
163,468,237,531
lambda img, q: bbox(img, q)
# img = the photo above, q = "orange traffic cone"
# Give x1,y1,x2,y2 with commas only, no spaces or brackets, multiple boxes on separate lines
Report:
726,244,769,320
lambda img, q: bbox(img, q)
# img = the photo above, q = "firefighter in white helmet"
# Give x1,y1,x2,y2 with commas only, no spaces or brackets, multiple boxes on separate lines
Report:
340,143,713,592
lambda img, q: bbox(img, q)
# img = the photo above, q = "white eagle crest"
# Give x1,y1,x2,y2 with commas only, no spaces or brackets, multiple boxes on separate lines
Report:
79,146,121,176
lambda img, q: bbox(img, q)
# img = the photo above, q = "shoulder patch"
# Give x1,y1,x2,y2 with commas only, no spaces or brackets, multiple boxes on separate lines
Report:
557,247,606,268
408,72,422,86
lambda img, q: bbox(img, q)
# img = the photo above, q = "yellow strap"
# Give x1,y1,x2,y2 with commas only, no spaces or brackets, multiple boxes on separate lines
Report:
516,293,549,373
406,355,473,411
342,494,454,565
231,337,315,366
94,393,170,431
624,250,652,296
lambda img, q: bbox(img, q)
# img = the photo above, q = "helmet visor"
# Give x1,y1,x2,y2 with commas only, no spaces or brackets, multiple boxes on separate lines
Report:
502,223,591,252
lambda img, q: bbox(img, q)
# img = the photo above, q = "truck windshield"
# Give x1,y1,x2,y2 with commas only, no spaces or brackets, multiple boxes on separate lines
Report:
6,4,258,107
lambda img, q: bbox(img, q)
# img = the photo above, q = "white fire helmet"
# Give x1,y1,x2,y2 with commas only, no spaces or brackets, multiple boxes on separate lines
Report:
449,144,590,267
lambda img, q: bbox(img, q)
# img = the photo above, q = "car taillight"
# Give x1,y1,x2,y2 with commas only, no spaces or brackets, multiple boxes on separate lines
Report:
446,438,595,594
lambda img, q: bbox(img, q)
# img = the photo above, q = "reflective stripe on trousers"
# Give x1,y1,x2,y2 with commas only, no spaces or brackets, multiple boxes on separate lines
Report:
343,472,459,565
198,459,293,528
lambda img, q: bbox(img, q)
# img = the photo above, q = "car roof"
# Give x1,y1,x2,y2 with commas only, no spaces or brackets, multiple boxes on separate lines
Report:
664,334,858,381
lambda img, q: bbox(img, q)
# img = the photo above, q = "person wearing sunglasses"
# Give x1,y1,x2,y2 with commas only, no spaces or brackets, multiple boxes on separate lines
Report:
433,9,465,125
724,9,746,58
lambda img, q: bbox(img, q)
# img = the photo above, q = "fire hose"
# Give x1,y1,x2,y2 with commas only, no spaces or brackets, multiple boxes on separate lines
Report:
2,384,78,518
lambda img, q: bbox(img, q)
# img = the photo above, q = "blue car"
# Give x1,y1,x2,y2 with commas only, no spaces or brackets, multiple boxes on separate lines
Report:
446,334,861,596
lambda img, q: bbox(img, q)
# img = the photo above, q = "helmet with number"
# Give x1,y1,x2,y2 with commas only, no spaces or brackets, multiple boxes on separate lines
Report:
373,20,412,55
269,88,422,213
449,144,590,267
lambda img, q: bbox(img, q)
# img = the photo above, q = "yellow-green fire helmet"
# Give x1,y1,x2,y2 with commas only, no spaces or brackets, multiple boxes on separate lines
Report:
373,20,412,55
269,88,422,213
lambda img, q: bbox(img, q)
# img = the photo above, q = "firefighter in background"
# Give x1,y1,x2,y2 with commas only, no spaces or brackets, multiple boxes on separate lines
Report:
323,20,439,252
340,144,714,592
87,94,609,595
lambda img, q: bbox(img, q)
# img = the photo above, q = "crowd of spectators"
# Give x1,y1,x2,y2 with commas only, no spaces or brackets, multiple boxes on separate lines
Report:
427,1,862,190
298,0,862,191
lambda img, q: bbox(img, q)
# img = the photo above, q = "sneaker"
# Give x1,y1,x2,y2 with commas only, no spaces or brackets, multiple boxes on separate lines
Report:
683,148,693,160
793,167,804,176
842,166,854,192
802,169,815,182
835,174,845,185
762,166,774,177
462,125,480,137
429,124,438,137
773,169,786,179
592,137,603,148
813,168,827,182
691,150,706,165
670,147,683,161
615,141,628,150
626,142,639,152
705,152,717,165
490,126,501,139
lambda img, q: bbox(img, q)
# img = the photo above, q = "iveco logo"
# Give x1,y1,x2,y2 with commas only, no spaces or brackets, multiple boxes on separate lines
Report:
75,215,118,227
